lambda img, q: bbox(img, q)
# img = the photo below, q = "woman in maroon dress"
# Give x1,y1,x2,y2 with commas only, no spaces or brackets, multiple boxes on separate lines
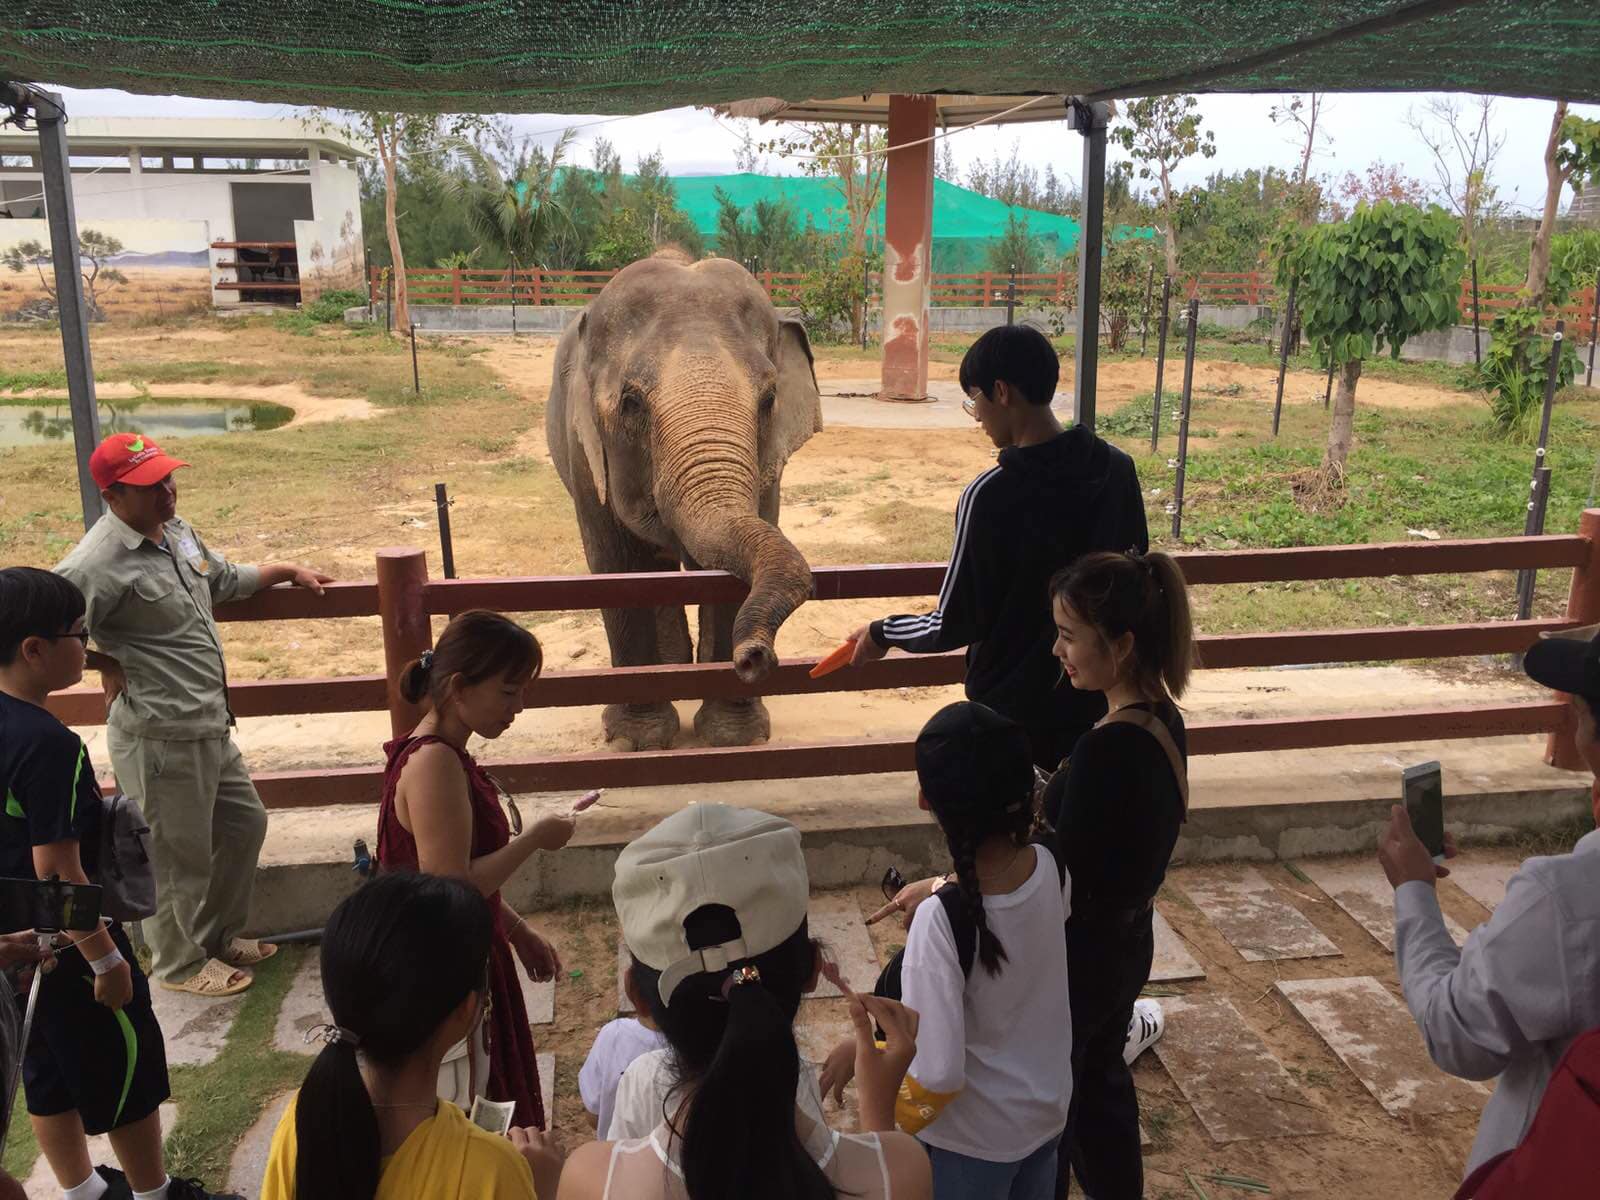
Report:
375,610,575,1128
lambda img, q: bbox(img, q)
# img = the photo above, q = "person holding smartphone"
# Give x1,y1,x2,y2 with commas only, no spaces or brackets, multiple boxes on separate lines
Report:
1378,623,1600,1180
0,567,237,1200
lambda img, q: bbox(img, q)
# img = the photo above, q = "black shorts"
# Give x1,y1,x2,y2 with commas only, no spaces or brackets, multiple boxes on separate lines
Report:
23,925,170,1135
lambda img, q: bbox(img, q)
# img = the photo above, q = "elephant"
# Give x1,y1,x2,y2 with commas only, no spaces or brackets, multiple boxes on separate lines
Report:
546,250,823,750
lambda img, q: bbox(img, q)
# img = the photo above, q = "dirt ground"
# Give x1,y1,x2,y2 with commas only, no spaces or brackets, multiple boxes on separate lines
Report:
523,852,1513,1200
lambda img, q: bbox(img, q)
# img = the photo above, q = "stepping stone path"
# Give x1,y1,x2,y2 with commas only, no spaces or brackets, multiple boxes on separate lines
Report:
1298,860,1474,952
1277,977,1490,1116
149,986,245,1067
537,1052,555,1124
23,1104,179,1200
1152,995,1331,1144
1149,908,1206,982
619,893,881,1013
1447,859,1518,913
276,952,554,1056
1180,868,1341,962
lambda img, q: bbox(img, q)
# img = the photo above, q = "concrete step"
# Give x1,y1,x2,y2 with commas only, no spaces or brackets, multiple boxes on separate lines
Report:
1180,867,1342,963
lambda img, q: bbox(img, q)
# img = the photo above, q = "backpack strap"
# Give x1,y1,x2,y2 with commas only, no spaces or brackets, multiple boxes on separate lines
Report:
1097,707,1190,819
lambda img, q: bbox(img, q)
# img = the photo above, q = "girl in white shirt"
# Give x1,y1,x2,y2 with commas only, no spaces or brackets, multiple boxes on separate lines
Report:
896,702,1073,1200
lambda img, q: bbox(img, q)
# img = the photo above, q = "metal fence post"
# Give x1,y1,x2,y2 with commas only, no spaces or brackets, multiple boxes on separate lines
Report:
1170,298,1199,540
1588,268,1598,388
434,483,456,580
1272,276,1298,438
385,270,394,335
1151,275,1171,451
410,322,421,395
1532,323,1563,481
1546,508,1600,770
376,547,432,738
1516,466,1554,621
1140,263,1155,357
1471,258,1482,368
1006,264,1017,326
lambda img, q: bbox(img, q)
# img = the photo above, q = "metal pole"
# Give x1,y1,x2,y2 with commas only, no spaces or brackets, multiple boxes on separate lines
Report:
434,482,456,580
1272,276,1298,438
1587,268,1598,388
1532,323,1563,481
410,321,420,395
29,88,103,529
385,270,393,335
510,255,518,337
1140,263,1155,356
1151,275,1171,451
861,257,870,351
1006,264,1016,326
1517,466,1554,621
1170,298,1199,541
1470,258,1481,368
1070,99,1110,432
1323,349,1335,409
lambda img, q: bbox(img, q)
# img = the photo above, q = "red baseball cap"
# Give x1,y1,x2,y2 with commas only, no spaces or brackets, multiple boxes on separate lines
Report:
89,433,188,491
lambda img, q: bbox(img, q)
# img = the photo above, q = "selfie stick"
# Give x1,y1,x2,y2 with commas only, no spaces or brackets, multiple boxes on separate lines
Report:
1,932,52,1160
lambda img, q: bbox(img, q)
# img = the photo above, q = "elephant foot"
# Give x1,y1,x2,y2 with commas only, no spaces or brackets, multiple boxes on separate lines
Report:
603,702,680,752
694,698,772,747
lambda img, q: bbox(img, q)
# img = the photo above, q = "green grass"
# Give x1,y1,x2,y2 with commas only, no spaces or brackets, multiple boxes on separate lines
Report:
4,950,308,1185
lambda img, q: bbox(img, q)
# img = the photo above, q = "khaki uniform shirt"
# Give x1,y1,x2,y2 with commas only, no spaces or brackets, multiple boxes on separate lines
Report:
55,511,260,740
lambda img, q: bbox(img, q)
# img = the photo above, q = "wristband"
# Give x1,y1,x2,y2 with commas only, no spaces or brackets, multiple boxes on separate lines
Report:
88,948,125,977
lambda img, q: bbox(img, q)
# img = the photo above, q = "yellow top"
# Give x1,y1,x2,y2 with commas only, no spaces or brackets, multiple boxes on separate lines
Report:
260,1093,535,1200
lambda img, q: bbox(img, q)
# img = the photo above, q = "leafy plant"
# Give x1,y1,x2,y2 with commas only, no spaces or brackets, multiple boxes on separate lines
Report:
986,212,1049,275
1481,305,1579,439
1111,94,1216,278
1100,235,1161,351
1,229,128,320
1278,200,1465,484
797,245,876,343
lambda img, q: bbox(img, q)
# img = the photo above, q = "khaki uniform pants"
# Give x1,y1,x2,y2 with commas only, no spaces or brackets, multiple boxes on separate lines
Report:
107,729,268,983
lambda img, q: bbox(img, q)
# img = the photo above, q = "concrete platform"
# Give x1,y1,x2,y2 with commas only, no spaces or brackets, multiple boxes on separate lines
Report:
1179,867,1342,962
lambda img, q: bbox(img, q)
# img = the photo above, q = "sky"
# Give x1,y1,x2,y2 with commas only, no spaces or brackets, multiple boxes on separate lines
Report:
41,85,1600,217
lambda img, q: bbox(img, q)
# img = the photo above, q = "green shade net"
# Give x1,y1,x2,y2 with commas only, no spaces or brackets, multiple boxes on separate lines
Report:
671,173,1086,273
4,2,1599,113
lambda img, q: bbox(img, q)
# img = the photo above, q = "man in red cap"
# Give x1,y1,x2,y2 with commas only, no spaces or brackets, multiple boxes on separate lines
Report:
55,433,332,997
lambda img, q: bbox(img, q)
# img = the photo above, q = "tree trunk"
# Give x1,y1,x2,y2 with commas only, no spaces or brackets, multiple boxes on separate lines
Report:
1525,100,1569,306
1159,164,1180,278
1323,358,1362,481
377,121,410,332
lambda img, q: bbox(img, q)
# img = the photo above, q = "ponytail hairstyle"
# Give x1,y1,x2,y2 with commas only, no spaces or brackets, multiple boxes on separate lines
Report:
914,701,1036,978
294,872,493,1200
630,911,834,1200
1049,550,1195,702
399,609,542,709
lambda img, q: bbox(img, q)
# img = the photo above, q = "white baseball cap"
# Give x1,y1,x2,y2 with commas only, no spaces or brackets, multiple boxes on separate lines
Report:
613,804,810,1007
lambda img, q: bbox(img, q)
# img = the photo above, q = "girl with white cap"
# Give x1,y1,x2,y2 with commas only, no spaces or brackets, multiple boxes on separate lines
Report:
556,803,932,1200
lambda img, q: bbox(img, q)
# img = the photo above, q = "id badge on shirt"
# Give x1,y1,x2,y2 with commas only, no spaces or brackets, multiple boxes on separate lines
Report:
176,535,209,576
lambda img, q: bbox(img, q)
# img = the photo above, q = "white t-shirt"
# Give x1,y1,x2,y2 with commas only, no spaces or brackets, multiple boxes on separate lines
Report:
579,1017,668,1138
900,843,1073,1162
608,1045,828,1141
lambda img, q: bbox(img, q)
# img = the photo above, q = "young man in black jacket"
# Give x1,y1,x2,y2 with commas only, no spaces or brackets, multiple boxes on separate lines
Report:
848,324,1148,769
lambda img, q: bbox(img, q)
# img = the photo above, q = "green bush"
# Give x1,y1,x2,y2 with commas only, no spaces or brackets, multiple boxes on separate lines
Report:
796,251,869,344
1481,305,1580,440
304,289,368,323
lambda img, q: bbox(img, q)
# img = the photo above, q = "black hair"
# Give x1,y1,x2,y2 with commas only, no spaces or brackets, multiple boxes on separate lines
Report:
295,872,493,1200
916,712,1035,979
957,323,1060,407
1050,551,1196,702
629,910,833,1200
0,567,85,666
399,609,542,708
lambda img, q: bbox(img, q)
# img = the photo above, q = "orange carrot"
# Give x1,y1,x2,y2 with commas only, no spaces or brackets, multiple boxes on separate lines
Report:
809,638,858,679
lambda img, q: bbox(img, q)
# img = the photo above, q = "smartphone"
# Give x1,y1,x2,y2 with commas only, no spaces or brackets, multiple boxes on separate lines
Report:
1402,762,1447,864
0,876,104,932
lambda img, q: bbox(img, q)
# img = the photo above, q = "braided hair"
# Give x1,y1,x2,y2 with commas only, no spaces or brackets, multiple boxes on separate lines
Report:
938,789,1035,977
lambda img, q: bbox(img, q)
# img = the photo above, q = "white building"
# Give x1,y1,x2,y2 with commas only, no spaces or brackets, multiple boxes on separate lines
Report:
0,117,369,318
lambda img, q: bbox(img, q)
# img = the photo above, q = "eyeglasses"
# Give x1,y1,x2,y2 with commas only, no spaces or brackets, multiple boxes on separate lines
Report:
45,631,90,645
881,865,907,902
961,389,983,420
483,771,523,837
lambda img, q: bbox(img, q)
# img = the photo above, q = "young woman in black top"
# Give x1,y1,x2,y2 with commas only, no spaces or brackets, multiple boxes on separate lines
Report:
1041,550,1194,1200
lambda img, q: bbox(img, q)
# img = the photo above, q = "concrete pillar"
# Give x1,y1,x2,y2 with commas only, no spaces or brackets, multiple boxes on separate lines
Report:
881,95,937,402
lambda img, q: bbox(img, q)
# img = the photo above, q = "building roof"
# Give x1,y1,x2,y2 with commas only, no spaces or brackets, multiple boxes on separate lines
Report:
0,116,369,159
2,2,1598,114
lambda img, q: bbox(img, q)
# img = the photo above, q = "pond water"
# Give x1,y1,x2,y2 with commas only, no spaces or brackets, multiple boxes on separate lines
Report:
0,399,294,448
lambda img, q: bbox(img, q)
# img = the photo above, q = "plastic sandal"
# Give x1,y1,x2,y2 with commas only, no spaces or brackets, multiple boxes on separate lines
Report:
159,958,252,997
221,937,278,967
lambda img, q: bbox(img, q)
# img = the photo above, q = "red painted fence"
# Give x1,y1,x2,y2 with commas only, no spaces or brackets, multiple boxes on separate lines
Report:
45,511,1600,809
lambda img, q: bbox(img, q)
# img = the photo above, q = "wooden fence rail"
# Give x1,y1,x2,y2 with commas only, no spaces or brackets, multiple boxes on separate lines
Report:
46,511,1600,807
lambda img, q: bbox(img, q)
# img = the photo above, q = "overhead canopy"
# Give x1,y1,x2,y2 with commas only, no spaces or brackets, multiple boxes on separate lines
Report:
3,1,1599,113
719,94,1073,127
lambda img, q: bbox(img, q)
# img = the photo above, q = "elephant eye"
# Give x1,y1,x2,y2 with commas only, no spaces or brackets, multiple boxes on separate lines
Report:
620,384,646,416
758,385,776,415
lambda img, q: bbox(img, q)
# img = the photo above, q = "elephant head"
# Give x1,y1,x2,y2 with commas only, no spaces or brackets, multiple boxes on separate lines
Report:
559,253,822,681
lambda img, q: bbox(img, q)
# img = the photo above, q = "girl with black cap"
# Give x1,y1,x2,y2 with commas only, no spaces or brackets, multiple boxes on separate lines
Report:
1043,550,1195,1200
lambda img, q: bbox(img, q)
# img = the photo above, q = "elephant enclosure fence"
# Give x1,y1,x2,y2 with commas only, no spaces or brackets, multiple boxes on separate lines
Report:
44,513,1600,807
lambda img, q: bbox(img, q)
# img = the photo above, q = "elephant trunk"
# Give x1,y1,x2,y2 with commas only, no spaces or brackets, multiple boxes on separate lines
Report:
655,367,812,683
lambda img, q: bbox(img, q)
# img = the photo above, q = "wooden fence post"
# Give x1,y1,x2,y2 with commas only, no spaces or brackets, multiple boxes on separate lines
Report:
533,269,544,306
452,269,462,305
982,272,994,307
377,547,432,738
1546,508,1600,770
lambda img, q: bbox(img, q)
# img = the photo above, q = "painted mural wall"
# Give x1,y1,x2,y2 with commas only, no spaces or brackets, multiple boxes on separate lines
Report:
294,210,364,303
0,218,211,322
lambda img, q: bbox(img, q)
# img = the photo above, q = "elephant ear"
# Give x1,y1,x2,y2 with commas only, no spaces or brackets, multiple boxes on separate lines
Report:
563,313,610,507
762,318,823,489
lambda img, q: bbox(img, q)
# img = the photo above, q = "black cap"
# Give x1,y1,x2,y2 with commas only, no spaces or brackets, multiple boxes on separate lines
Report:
914,701,1035,818
1524,623,1600,701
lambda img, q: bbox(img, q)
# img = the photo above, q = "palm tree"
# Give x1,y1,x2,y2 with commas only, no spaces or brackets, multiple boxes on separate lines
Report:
439,126,577,299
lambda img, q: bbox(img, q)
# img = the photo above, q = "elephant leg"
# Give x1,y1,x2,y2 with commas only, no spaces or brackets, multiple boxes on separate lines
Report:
687,488,779,747
575,504,684,751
